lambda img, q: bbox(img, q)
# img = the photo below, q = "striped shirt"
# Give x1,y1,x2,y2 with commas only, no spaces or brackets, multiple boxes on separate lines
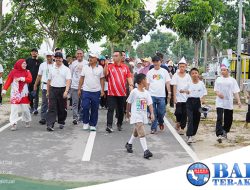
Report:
107,63,131,96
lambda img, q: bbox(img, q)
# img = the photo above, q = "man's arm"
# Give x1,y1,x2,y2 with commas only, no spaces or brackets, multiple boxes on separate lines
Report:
234,92,241,108
78,76,84,97
46,80,51,96
100,77,105,96
173,85,177,104
126,103,131,119
166,81,171,98
63,79,71,98
104,60,109,76
127,77,134,91
34,75,42,91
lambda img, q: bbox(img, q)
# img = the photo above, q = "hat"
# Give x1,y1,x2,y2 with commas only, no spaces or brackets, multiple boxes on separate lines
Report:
129,61,135,67
220,64,229,70
178,57,187,64
89,53,98,58
135,58,142,64
54,52,63,58
45,51,54,56
168,60,174,67
31,48,38,52
99,55,106,60
143,57,152,62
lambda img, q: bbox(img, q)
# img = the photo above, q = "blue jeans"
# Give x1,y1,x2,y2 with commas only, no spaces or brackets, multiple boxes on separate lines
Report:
81,91,100,127
151,96,166,130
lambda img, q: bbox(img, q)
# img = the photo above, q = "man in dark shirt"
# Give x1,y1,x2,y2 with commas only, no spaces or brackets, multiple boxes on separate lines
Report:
54,48,69,67
26,48,42,114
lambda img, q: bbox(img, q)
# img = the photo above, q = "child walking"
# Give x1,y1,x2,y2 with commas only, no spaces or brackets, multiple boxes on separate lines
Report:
125,73,155,159
2,59,32,131
185,68,207,144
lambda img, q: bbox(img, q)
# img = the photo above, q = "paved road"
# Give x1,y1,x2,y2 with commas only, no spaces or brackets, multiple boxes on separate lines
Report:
0,109,193,182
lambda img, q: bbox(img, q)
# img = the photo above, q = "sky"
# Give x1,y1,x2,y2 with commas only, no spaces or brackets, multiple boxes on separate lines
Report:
2,0,173,55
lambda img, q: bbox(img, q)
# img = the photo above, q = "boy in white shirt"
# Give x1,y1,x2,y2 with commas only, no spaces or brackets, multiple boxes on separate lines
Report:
171,57,191,135
214,64,241,143
185,68,207,144
126,73,155,159
146,56,171,134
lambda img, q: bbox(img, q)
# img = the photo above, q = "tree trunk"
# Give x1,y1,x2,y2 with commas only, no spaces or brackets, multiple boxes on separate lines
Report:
52,36,58,51
194,41,200,67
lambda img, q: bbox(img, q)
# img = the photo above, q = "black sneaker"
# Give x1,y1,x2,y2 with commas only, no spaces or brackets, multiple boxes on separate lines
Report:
144,150,153,159
222,131,227,139
106,126,113,133
33,110,38,115
59,124,64,129
217,135,222,143
117,124,122,131
73,119,78,125
125,142,133,153
47,126,54,132
39,119,46,125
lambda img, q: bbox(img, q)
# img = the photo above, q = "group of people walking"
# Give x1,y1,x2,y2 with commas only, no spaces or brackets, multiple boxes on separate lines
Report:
0,47,245,159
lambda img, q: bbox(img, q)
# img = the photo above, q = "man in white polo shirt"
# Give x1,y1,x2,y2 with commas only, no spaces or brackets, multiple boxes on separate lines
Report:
34,51,54,125
46,52,71,131
78,53,105,131
70,49,88,125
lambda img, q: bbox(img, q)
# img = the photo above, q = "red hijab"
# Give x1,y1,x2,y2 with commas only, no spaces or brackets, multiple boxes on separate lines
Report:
11,59,28,92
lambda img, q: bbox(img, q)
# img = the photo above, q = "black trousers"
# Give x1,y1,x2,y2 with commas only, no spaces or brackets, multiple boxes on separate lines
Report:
246,105,250,123
100,91,108,108
175,102,187,129
0,84,2,104
107,96,126,127
28,84,40,110
47,87,67,126
186,98,201,137
216,108,233,136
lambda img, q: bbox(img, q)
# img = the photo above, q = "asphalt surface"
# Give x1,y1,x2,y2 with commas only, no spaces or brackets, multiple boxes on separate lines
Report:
0,108,193,182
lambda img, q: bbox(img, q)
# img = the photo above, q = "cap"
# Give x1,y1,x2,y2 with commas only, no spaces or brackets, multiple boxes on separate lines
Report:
178,57,187,64
99,55,106,60
54,52,63,58
31,48,38,52
89,53,98,58
45,50,54,56
143,57,152,62
168,60,174,67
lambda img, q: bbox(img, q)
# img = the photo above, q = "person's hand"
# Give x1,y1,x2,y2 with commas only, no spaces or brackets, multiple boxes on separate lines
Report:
217,93,224,99
101,91,105,97
1,89,6,96
201,98,205,105
150,113,155,122
129,85,134,92
63,91,68,99
19,77,25,82
14,78,20,82
179,89,185,93
78,90,81,97
126,112,131,119
238,102,242,108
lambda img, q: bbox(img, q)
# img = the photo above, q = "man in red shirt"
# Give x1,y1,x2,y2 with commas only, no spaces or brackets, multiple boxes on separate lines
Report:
104,51,134,133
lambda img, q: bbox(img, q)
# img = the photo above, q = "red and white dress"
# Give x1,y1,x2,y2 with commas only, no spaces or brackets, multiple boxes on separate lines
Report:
3,59,32,124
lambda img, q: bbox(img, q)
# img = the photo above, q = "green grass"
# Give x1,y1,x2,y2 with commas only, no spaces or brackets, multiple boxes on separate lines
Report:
0,174,103,190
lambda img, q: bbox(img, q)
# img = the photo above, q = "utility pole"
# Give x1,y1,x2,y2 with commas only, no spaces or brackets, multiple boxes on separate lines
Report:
236,0,243,86
204,31,208,72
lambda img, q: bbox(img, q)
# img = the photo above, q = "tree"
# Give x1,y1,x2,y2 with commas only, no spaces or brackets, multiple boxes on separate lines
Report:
156,0,223,66
171,37,195,63
136,30,177,58
0,8,44,75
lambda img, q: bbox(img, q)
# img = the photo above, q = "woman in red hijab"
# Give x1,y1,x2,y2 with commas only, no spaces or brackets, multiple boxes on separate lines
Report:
2,59,32,131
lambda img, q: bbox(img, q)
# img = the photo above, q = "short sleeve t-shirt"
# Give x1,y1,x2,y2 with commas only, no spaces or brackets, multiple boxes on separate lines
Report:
127,88,153,124
0,64,3,84
80,65,104,92
187,81,207,98
48,64,71,87
171,73,192,102
146,68,171,97
70,60,88,89
214,76,240,110
38,62,54,90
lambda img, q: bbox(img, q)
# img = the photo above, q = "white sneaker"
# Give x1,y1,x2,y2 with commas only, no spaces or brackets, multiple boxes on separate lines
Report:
25,122,30,128
82,123,89,130
178,129,185,135
90,126,96,131
187,136,192,144
11,124,17,131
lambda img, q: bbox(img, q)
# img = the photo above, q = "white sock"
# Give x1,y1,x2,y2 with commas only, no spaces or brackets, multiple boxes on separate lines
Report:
140,137,148,151
128,134,136,144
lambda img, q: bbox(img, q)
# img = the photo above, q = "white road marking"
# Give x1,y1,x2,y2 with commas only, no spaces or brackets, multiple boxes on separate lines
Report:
82,131,96,161
164,117,199,162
